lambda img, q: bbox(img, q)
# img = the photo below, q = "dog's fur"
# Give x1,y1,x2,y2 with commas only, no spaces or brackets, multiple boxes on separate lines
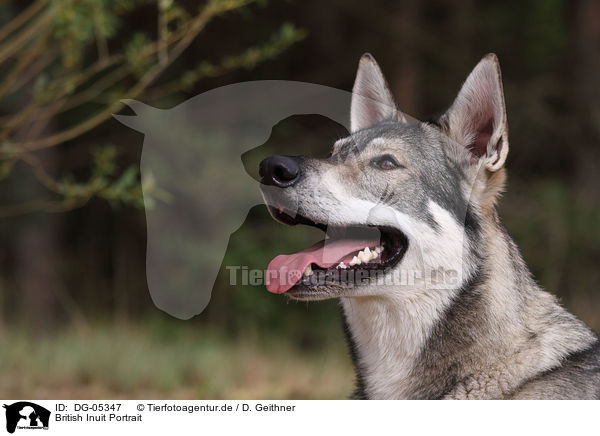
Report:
261,53,600,399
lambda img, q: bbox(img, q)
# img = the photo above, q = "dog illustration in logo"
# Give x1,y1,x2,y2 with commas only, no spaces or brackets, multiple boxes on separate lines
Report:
3,402,50,434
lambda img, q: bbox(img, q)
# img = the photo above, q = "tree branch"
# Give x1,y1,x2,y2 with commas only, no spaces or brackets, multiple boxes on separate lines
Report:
0,0,49,44
0,36,46,98
0,10,51,64
11,0,257,153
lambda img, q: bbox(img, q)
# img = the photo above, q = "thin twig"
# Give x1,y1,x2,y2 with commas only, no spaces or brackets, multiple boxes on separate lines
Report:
33,65,131,122
146,28,306,101
0,0,49,44
22,99,64,143
0,10,51,64
0,37,46,98
93,3,109,61
18,152,63,194
60,68,130,110
0,56,122,136
158,0,168,66
0,197,89,217
1,51,55,98
48,53,124,91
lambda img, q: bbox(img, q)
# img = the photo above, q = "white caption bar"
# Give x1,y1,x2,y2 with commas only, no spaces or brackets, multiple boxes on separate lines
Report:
1,400,596,436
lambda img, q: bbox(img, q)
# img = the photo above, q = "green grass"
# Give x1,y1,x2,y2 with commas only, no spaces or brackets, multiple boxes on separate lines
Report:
0,320,354,399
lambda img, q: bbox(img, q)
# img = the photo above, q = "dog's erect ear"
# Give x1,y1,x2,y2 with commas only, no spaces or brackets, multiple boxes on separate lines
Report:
440,54,508,172
350,53,405,132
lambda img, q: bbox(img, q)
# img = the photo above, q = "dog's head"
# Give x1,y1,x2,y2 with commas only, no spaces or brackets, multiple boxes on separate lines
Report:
260,53,509,301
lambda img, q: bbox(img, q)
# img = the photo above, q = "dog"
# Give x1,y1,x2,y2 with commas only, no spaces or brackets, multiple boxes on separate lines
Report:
258,53,600,399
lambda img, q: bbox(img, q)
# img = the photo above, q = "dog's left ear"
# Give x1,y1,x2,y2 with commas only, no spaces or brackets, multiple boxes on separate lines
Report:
350,53,406,132
440,54,508,172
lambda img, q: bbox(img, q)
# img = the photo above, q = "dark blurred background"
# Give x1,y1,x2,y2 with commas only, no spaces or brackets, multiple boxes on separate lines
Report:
0,0,599,398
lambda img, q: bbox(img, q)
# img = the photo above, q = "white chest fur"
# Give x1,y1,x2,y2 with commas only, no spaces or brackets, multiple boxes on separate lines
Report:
341,290,455,399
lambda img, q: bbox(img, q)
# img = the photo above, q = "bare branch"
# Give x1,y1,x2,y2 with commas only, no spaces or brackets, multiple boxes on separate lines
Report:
0,10,51,64
158,0,168,66
0,0,302,216
0,197,89,218
12,0,258,153
0,36,46,98
93,3,110,61
1,51,55,98
0,0,49,44
146,24,306,101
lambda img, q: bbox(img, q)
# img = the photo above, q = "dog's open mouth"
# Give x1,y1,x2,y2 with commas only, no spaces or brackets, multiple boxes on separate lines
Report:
266,207,408,294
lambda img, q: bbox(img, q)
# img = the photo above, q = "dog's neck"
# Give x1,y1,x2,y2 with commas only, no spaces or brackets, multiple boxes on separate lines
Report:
340,214,595,399
341,288,455,399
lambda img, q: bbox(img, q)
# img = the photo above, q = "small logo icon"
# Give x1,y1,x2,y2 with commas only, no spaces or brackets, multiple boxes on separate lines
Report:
3,402,50,434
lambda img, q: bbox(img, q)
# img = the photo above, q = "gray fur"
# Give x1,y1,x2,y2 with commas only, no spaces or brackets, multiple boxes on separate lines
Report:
260,53,600,399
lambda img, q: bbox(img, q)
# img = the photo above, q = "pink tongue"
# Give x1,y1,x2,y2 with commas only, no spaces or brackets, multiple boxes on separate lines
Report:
266,237,380,293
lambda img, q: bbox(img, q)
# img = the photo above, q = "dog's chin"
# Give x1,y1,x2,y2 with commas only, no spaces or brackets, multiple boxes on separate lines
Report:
285,269,397,301
285,285,344,301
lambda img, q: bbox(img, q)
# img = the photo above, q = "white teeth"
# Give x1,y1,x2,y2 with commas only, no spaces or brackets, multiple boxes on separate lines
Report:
356,246,379,264
349,256,361,266
303,264,313,277
337,262,347,269
347,246,384,268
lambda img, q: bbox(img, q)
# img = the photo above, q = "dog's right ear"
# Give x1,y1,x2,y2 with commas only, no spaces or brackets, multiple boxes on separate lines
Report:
350,54,405,132
439,54,508,172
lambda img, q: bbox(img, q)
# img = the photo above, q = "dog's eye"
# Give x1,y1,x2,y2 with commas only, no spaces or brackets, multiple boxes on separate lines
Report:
371,155,402,171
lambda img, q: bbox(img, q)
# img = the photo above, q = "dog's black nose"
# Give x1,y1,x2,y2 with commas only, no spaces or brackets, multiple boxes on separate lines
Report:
259,155,300,187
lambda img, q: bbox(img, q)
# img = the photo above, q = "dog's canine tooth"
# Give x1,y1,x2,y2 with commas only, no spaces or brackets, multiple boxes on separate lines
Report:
337,262,347,269
303,264,313,277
